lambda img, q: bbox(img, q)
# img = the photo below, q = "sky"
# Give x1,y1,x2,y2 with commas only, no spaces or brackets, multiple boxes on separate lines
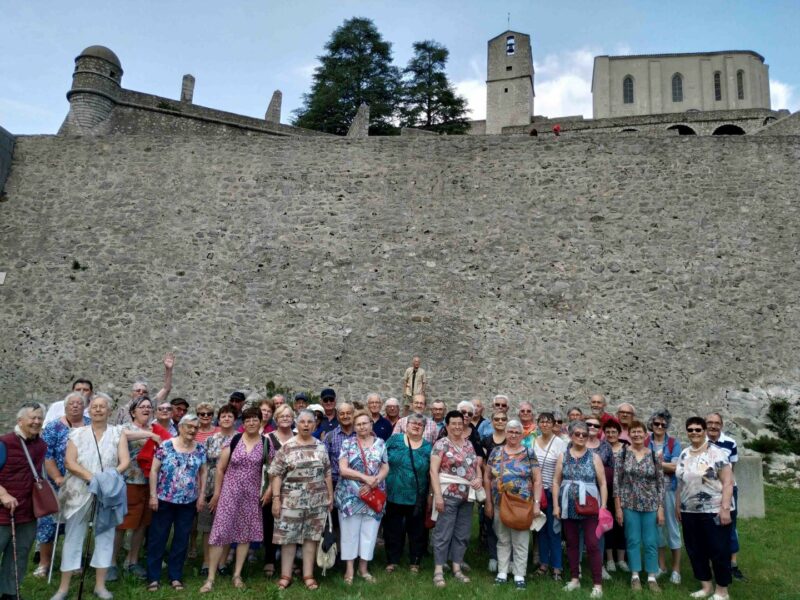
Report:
2,0,799,134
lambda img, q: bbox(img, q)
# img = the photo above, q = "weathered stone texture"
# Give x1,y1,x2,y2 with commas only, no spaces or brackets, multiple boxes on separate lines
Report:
347,104,369,137
0,125,14,194
755,110,800,136
1,134,799,431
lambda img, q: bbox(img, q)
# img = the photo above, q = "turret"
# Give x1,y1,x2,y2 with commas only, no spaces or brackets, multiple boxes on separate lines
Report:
61,46,122,133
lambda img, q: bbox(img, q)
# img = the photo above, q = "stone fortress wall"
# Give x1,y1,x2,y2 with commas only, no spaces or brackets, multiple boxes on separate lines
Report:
1,132,799,449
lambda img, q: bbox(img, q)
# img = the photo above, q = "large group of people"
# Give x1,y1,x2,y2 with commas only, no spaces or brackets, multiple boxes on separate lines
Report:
0,355,747,600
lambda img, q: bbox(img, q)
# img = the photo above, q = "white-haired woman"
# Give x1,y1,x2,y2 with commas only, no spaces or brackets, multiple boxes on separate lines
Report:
146,414,208,592
51,394,157,600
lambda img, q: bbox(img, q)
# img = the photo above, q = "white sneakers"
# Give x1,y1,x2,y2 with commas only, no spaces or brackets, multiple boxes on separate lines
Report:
616,560,630,572
563,579,581,592
590,585,604,598
605,559,616,572
670,571,682,584
488,559,497,573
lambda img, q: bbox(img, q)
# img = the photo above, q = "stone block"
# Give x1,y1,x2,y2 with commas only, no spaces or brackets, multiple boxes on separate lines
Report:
265,90,282,123
736,455,765,518
347,103,369,137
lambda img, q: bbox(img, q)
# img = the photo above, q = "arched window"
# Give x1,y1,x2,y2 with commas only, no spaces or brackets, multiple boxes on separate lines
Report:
713,124,745,135
667,124,696,135
623,76,634,104
737,70,745,100
672,73,683,102
714,72,722,101
506,36,516,55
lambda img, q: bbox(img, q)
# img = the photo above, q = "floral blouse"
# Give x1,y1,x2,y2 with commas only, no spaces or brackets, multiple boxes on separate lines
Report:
676,444,732,514
154,439,207,504
431,436,479,501
204,431,234,498
487,446,539,506
334,437,388,520
42,417,90,485
613,446,663,512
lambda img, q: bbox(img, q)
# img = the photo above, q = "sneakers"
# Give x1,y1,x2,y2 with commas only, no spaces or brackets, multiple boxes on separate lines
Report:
590,586,603,598
105,566,119,583
602,567,611,581
631,577,642,591
670,571,681,585
617,560,630,572
563,580,581,592
647,578,661,593
93,589,113,600
488,559,498,573
731,565,746,581
514,578,526,590
605,559,616,573
494,575,507,585
690,590,712,598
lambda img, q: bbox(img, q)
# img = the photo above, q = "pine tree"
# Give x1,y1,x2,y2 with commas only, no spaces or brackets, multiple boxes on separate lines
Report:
400,41,469,134
293,18,401,135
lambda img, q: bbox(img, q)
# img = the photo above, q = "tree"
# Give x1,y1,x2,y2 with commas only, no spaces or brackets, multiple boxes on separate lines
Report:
293,18,401,135
400,41,469,134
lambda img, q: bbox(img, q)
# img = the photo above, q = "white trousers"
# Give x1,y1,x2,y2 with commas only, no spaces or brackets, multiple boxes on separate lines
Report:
60,500,115,572
494,513,530,578
339,513,381,561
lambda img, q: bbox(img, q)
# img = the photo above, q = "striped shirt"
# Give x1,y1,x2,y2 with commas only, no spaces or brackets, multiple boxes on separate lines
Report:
533,435,567,489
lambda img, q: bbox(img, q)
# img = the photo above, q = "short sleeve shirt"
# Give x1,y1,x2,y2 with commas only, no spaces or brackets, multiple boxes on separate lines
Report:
155,439,207,504
487,446,539,506
676,444,732,513
431,437,478,501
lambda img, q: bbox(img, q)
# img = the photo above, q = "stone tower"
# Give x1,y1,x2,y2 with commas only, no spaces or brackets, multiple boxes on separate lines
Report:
485,31,534,134
59,45,123,135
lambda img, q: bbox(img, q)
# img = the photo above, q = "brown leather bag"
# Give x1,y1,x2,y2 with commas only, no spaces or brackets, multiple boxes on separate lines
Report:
18,435,60,518
497,449,534,530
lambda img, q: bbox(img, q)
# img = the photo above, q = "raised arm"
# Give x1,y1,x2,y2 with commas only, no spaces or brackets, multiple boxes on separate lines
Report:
154,352,175,405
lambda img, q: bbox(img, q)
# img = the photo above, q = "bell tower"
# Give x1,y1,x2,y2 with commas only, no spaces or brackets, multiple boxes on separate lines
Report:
485,31,534,134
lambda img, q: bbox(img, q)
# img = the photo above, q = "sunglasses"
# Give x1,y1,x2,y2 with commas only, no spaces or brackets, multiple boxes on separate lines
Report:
197,412,213,417
461,411,474,416
573,432,588,438
686,427,704,433
586,423,600,428
157,406,173,412
652,422,666,429
493,417,508,422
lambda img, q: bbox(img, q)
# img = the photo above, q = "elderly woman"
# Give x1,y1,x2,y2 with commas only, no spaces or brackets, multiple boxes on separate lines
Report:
34,392,89,578
429,410,482,588
194,402,219,444
518,402,538,448
270,409,333,591
646,408,683,584
154,400,177,437
676,416,734,600
200,407,266,592
52,393,153,600
532,411,568,580
113,396,172,580
613,420,664,592
484,419,542,589
335,410,389,584
259,397,276,434
456,400,485,460
197,404,236,576
384,412,432,573
261,404,296,576
146,414,208,592
602,418,629,573
553,420,607,599
480,410,508,572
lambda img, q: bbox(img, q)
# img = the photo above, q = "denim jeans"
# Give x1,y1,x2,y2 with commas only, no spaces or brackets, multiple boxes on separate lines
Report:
538,489,562,570
146,499,197,583
623,509,659,575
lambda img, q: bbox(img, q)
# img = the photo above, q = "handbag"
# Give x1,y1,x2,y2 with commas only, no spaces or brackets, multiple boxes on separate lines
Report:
573,490,600,516
357,438,387,513
498,448,534,530
18,434,59,518
536,437,557,510
316,512,337,575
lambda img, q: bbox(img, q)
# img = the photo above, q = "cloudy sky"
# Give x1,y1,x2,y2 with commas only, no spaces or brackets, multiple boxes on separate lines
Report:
2,0,799,133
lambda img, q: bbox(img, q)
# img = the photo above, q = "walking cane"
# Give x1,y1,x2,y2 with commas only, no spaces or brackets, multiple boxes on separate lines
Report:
77,497,98,600
47,511,62,584
10,512,21,600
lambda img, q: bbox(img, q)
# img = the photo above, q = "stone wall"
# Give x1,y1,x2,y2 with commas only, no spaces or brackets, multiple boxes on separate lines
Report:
1,134,799,436
0,125,15,194
754,110,800,136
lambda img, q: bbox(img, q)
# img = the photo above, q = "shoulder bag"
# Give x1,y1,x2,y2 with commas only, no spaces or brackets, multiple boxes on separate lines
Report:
357,438,386,513
536,437,555,509
316,512,337,575
572,451,600,516
498,448,534,530
18,435,59,518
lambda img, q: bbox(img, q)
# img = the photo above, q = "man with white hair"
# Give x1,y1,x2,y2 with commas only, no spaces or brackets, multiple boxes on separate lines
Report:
393,394,438,444
367,393,392,441
589,393,614,428
383,397,401,428
43,379,93,426
112,352,176,425
0,403,47,600
477,395,510,438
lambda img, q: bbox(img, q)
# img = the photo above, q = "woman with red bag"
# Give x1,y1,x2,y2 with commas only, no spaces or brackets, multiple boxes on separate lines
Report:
552,420,607,598
335,410,389,585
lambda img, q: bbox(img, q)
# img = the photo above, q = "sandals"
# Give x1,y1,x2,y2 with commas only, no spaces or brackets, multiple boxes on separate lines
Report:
385,564,398,573
535,566,549,577
232,575,246,590
277,575,292,590
303,576,319,590
410,564,420,574
171,580,185,591
452,570,470,583
199,580,214,594
344,575,353,586
147,582,160,593
358,572,376,583
264,564,275,578
433,572,446,588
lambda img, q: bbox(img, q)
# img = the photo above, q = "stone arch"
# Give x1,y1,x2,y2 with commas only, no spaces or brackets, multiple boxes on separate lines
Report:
762,117,776,126
620,128,639,132
667,124,696,135
712,124,745,136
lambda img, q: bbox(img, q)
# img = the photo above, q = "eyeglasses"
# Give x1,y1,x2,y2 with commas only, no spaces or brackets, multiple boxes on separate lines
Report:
555,420,563,424
322,398,335,403
652,422,666,429
197,412,213,417
572,432,588,438
157,406,173,412
686,427,704,433
494,403,508,409
506,431,522,435
586,423,600,429
618,411,634,416
461,411,474,416
493,417,508,422
519,409,532,414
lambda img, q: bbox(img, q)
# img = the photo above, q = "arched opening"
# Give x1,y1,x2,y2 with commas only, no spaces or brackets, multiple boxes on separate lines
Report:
667,124,696,135
620,128,639,132
737,70,745,100
762,117,776,126
671,73,683,103
713,124,745,135
623,76,634,104
714,71,722,101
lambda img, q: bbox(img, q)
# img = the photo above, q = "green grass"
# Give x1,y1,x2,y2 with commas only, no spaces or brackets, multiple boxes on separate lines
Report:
21,486,800,599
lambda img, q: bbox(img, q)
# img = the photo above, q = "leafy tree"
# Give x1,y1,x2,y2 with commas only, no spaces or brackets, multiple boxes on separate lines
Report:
293,17,401,135
400,40,469,134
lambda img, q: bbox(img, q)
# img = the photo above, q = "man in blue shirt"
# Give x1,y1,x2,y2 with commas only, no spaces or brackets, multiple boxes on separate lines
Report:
477,394,510,438
313,388,339,439
367,393,392,441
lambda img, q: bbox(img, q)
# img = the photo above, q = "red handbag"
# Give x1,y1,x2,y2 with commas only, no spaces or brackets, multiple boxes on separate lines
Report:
19,435,59,518
357,439,386,513
574,491,600,516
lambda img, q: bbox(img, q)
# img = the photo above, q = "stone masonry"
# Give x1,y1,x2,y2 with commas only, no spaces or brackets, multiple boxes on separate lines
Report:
1,133,799,437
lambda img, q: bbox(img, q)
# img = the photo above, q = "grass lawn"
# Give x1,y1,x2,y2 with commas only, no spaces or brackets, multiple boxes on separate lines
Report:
21,486,799,599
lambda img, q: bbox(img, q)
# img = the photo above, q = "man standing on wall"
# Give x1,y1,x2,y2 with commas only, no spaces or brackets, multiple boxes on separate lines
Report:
402,356,426,414
706,412,745,582
112,352,176,425
367,393,392,441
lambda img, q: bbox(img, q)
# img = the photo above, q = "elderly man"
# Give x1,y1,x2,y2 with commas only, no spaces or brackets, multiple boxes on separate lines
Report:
383,397,401,428
402,356,427,412
471,398,486,432
111,352,175,425
314,388,340,439
430,400,447,433
392,394,438,444
292,393,308,412
44,379,93,426
589,394,614,428
366,393,392,441
323,403,356,488
0,403,47,600
477,395,510,437
616,402,636,442
706,412,745,582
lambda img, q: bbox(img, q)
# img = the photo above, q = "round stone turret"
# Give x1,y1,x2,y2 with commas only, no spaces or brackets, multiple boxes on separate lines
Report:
63,45,123,132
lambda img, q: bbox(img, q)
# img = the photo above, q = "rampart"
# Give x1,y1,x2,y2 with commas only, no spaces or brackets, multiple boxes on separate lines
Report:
1,133,799,438
0,126,15,194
